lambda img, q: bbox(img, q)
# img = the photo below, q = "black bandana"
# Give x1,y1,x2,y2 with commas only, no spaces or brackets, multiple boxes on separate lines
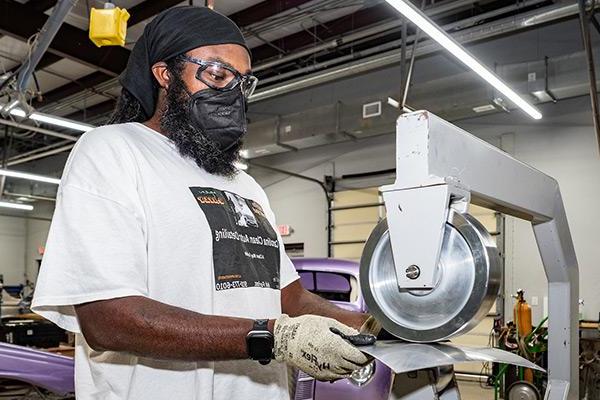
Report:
119,6,250,118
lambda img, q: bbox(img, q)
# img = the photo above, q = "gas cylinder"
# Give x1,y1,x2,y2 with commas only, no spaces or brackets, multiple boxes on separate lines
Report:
513,289,533,383
514,289,532,337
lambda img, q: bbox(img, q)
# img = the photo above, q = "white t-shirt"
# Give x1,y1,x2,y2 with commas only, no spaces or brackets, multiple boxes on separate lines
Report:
32,122,299,400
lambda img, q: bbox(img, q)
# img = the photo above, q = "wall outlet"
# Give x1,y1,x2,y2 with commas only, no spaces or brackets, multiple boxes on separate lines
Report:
531,296,539,306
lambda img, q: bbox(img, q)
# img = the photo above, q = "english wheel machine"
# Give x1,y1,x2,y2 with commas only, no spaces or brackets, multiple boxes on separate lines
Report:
359,111,579,400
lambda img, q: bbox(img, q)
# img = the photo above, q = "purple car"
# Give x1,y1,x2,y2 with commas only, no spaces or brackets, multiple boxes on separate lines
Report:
291,258,393,400
0,342,74,398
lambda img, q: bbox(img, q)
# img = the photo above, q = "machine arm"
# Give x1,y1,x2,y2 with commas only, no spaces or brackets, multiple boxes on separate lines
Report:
381,111,578,399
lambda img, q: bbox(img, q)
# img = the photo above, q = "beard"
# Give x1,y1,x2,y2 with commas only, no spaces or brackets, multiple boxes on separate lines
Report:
159,74,242,178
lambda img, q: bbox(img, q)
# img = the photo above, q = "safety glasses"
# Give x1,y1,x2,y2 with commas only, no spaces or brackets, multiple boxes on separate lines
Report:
179,55,258,98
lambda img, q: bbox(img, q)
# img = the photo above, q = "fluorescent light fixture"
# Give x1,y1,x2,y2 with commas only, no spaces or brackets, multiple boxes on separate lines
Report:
8,108,94,132
473,104,496,113
3,99,20,113
0,168,61,185
0,201,33,211
234,161,249,171
384,0,542,120
8,107,26,118
387,97,401,108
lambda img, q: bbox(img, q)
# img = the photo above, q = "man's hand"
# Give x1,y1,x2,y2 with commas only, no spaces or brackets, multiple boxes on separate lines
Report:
273,314,370,381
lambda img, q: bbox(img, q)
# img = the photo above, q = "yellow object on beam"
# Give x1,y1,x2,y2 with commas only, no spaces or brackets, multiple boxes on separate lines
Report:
89,3,130,47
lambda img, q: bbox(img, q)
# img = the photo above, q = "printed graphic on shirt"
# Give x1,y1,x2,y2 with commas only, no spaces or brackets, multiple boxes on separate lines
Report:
190,187,281,291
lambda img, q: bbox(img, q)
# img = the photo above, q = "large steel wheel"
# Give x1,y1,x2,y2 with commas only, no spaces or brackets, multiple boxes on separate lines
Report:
360,209,502,342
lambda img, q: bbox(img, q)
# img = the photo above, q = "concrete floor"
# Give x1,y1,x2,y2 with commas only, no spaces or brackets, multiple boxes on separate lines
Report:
457,380,495,400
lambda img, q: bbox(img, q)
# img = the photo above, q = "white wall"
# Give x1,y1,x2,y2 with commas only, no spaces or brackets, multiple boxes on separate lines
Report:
252,96,600,322
0,202,53,286
25,203,53,284
460,99,600,322
0,215,26,285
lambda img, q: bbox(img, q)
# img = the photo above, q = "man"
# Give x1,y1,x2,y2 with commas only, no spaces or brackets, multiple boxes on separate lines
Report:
32,7,380,400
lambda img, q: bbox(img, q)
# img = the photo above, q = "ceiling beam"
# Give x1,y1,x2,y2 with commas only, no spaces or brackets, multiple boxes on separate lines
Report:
10,0,181,76
250,2,398,61
9,52,62,74
38,71,113,106
30,0,58,13
3,0,58,69
66,99,115,122
0,0,129,76
33,0,319,109
27,0,186,107
31,0,198,108
31,0,185,109
228,0,313,28
128,0,185,25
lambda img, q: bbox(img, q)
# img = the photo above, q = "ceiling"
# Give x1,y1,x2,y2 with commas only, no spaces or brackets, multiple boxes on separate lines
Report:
0,0,590,167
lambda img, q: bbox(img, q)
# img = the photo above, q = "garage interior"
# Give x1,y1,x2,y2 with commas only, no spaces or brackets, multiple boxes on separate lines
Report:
0,0,598,399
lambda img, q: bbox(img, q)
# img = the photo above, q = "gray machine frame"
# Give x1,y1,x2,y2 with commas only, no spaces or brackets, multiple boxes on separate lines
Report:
380,111,578,399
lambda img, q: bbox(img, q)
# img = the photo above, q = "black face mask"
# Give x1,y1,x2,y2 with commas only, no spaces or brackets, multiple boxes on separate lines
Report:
188,87,247,152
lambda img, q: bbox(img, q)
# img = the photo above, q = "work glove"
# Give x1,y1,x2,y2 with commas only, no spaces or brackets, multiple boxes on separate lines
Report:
273,314,371,381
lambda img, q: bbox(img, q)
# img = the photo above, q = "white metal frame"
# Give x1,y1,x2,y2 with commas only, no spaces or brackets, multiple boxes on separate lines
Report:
381,110,578,399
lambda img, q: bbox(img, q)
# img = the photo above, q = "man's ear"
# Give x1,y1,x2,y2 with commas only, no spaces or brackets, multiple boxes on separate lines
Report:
151,62,170,89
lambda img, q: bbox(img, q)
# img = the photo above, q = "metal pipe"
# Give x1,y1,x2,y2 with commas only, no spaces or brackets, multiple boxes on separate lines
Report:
400,17,407,95
250,0,589,103
402,0,427,107
0,119,78,142
578,0,600,155
329,240,365,245
7,140,72,162
253,0,480,73
400,0,425,110
39,0,501,113
256,0,547,89
7,143,75,166
0,213,52,222
249,162,330,196
16,0,78,91
402,29,421,108
245,0,350,37
249,162,333,257
455,372,492,381
330,202,384,211
259,0,549,87
4,192,56,202
0,125,9,198
258,0,496,82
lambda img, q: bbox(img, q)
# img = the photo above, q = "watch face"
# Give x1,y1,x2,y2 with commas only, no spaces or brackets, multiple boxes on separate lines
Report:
247,333,274,360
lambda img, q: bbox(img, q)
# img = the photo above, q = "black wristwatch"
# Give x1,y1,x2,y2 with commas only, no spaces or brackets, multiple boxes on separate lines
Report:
246,319,274,365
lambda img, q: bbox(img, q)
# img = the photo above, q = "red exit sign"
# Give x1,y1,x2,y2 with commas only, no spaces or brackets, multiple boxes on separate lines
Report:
278,225,293,236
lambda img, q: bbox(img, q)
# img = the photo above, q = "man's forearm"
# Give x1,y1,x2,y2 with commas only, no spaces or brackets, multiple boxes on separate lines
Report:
75,296,267,361
281,280,369,330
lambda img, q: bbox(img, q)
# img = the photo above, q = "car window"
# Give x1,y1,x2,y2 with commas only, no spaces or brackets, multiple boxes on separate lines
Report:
298,271,354,302
298,271,315,291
